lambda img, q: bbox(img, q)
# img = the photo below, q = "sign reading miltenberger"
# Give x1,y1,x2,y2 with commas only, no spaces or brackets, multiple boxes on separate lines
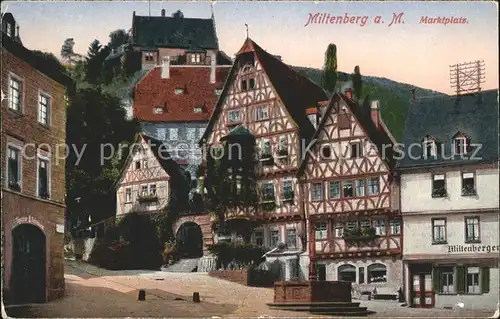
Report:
447,244,500,253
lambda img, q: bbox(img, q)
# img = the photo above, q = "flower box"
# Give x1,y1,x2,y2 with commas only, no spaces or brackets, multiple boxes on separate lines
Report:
138,194,158,203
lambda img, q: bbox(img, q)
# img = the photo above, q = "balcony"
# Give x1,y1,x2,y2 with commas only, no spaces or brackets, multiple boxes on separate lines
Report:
342,227,379,246
137,193,159,203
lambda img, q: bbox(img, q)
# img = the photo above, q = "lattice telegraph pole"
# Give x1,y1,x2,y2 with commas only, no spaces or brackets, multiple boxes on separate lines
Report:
449,60,485,95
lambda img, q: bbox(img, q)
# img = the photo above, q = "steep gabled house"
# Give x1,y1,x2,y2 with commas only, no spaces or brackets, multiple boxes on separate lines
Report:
200,38,328,279
115,133,189,218
396,90,499,309
298,90,402,297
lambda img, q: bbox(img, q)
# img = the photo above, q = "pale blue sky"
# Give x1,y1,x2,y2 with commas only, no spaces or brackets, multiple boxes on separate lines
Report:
2,1,498,93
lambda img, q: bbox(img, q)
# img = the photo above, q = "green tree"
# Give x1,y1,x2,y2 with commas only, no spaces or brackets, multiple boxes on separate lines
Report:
321,44,338,93
108,29,130,51
31,50,67,75
61,38,75,59
85,40,111,85
172,10,184,19
66,88,140,230
352,65,363,102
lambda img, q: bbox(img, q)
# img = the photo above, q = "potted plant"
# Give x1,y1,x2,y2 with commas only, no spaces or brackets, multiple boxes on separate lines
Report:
138,193,159,202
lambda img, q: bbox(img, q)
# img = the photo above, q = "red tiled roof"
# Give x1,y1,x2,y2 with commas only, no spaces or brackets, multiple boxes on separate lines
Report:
133,66,231,122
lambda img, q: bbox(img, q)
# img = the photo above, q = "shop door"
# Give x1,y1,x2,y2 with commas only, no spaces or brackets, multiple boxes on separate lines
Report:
412,273,434,308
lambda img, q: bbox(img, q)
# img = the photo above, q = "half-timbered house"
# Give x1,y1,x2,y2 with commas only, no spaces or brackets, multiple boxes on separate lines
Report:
115,133,188,218
298,91,402,297
200,38,328,279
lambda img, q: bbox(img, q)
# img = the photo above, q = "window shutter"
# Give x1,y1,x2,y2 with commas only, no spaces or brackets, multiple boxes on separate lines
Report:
481,267,490,293
456,266,465,294
432,267,441,292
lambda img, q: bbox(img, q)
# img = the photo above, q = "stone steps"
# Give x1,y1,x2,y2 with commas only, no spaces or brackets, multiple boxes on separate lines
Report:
267,301,370,316
162,258,200,273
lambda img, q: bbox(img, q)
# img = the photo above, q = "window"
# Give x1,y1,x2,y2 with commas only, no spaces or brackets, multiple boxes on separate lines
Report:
9,75,22,112
175,88,185,95
141,185,148,196
241,80,248,91
423,137,437,158
316,264,326,281
432,174,446,197
259,139,271,156
355,179,365,197
329,181,340,199
6,22,12,37
315,222,327,240
142,159,148,169
346,220,357,231
149,184,157,195
249,78,255,89
153,107,164,114
157,128,167,140
125,188,132,202
373,219,386,235
368,263,387,283
256,105,269,121
367,177,380,195
7,146,21,191
440,267,455,294
454,136,468,155
343,181,353,197
286,229,297,248
38,93,50,125
360,219,371,231
350,142,362,158
281,180,293,201
190,54,201,63
37,158,50,199
278,136,288,154
390,219,401,235
228,110,241,123
462,172,476,196
432,218,447,244
467,267,480,293
214,88,223,96
338,264,356,282
321,145,332,159
145,52,154,62
194,106,204,113
135,161,141,170
184,128,195,141
465,217,480,243
252,230,263,246
169,128,178,140
262,183,275,201
270,229,280,247
311,183,324,201
334,223,344,237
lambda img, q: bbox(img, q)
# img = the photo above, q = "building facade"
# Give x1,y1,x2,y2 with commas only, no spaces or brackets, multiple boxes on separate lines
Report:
200,38,328,279
397,90,499,309
299,92,402,297
1,23,73,303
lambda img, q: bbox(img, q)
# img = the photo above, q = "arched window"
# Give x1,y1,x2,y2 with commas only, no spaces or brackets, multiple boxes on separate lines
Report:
338,264,356,282
367,263,387,283
452,131,470,155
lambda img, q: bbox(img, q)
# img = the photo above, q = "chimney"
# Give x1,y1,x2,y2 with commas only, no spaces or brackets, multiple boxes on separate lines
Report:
345,88,353,100
210,56,216,84
370,100,380,128
161,56,170,79
161,9,166,17
273,55,282,62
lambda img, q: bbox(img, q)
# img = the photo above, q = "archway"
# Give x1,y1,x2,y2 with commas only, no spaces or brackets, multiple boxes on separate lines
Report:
11,224,46,303
175,222,203,258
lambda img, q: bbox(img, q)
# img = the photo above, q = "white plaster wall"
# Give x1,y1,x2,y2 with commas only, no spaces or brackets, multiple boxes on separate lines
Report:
435,266,499,310
401,169,499,212
403,212,499,256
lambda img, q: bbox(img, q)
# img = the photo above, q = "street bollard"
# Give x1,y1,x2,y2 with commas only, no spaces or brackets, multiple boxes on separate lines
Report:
138,289,146,301
193,292,200,303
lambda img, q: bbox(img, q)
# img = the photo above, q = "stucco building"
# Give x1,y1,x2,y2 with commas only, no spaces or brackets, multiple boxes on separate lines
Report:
1,16,73,303
397,90,499,309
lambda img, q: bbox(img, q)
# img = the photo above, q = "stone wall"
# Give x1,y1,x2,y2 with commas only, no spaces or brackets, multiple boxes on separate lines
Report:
173,214,213,254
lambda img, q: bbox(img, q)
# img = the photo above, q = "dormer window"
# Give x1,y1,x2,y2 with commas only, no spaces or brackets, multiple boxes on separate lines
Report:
453,133,469,155
214,88,223,96
6,23,13,37
190,53,201,64
153,107,164,114
175,88,185,95
194,105,204,113
423,136,437,158
145,52,154,62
